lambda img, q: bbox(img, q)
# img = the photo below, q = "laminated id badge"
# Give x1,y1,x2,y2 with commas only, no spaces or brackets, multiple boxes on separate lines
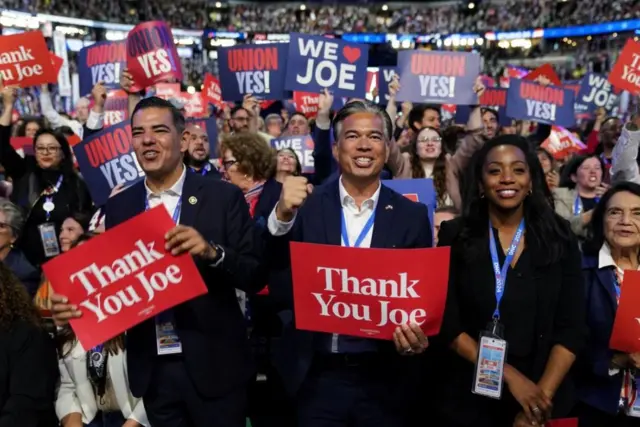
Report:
38,223,60,258
156,320,183,355
472,334,507,399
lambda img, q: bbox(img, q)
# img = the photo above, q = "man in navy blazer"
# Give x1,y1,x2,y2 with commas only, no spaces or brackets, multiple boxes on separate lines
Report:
53,97,266,427
267,100,433,427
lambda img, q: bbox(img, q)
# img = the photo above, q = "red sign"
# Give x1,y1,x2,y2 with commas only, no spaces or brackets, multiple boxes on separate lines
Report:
50,52,64,77
0,31,56,87
546,418,578,427
541,126,586,160
293,91,319,118
609,38,640,94
403,193,419,202
610,270,640,353
42,206,208,350
524,64,561,87
126,21,183,89
290,242,450,339
202,73,223,108
10,136,32,157
180,92,207,118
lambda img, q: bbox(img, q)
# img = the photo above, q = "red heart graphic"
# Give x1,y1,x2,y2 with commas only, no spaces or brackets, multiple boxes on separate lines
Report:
342,46,361,64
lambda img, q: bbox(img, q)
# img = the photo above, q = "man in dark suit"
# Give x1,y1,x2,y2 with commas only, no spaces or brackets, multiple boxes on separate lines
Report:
182,123,221,179
52,97,266,427
266,100,433,427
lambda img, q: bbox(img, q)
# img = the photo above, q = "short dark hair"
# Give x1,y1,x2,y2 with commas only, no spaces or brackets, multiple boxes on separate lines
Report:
230,106,249,118
289,112,308,123
408,104,441,132
332,100,393,142
131,96,185,135
481,107,499,123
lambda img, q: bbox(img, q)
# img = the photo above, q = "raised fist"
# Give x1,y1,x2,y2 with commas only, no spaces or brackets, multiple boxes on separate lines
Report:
276,176,311,221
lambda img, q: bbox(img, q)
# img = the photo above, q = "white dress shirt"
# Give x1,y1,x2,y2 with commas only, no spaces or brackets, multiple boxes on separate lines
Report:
144,165,186,220
268,176,381,352
39,92,104,138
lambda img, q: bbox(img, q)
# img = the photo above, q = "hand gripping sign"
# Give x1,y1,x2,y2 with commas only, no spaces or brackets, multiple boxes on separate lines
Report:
291,242,450,339
42,206,208,350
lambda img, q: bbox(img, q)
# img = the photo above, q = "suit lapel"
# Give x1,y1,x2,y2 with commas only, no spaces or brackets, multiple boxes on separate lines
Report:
323,180,342,245
126,181,146,218
179,173,204,226
595,267,619,312
370,185,397,249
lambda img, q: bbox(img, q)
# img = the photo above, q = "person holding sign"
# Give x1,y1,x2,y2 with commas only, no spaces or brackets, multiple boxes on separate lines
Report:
0,86,93,268
267,100,432,427
51,97,267,427
437,135,584,427
574,182,640,426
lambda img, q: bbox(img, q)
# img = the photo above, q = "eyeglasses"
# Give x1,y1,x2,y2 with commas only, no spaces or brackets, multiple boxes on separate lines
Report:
35,146,61,154
222,159,238,170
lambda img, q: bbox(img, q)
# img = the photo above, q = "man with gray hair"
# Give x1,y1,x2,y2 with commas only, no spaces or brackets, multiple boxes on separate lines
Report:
266,100,433,426
265,113,283,138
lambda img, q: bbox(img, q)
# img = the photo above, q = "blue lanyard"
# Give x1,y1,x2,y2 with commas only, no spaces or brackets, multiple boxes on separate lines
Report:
488,219,525,319
341,210,375,248
145,196,182,223
600,153,611,167
44,175,63,221
189,164,210,176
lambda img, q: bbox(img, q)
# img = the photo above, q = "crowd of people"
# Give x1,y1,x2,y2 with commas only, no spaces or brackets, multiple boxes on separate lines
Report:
0,48,639,427
3,0,640,32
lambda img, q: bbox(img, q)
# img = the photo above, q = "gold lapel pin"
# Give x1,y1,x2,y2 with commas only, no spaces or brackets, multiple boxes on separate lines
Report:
188,196,198,205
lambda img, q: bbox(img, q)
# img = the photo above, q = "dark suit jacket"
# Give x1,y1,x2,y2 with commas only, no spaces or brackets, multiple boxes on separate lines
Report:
0,321,59,427
575,254,626,415
105,172,267,399
436,217,586,422
4,249,41,298
267,179,433,396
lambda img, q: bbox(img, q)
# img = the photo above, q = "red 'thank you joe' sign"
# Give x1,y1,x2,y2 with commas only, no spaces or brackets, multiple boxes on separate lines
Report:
42,206,208,350
610,270,640,353
290,242,450,339
0,31,56,87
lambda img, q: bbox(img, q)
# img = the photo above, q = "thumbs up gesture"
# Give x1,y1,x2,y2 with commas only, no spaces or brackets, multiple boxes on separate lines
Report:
276,176,311,221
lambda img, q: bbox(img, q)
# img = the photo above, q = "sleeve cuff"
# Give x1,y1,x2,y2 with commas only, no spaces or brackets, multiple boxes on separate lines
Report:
267,203,296,236
86,110,104,130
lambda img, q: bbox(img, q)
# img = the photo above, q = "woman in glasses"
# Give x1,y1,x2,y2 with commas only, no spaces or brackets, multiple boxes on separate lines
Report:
0,87,92,268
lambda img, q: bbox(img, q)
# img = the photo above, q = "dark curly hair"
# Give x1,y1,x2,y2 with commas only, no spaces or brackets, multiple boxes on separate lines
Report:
409,127,448,206
457,134,569,265
219,133,276,181
0,262,41,332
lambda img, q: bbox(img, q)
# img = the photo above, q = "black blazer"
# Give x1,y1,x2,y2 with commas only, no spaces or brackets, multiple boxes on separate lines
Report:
267,180,433,395
435,217,586,422
0,321,59,427
104,171,267,399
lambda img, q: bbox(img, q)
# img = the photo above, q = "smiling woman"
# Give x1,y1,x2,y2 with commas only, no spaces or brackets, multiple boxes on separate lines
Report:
435,134,584,427
575,181,640,426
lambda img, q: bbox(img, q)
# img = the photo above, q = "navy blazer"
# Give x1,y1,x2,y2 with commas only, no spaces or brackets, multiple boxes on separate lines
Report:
267,179,433,396
4,249,40,298
104,171,267,399
576,254,626,415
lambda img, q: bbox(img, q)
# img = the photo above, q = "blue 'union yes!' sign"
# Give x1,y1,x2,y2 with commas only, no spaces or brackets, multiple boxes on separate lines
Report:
284,33,368,98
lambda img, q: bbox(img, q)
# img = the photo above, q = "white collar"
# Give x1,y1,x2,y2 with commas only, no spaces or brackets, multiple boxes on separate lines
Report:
338,175,381,211
144,165,187,198
598,242,616,269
